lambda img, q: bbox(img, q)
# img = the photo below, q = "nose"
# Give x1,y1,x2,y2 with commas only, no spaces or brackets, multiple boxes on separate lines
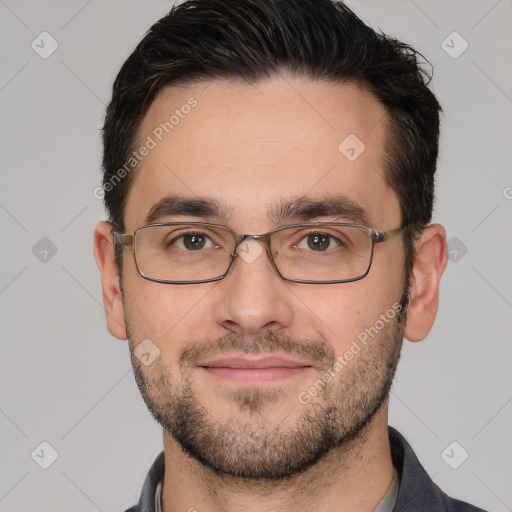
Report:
212,238,295,337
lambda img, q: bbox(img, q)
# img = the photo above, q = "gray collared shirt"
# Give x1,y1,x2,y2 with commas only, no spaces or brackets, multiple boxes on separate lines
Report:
124,427,488,512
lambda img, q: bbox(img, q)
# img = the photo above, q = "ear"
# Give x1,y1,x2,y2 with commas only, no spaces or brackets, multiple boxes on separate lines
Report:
93,221,128,340
403,224,448,342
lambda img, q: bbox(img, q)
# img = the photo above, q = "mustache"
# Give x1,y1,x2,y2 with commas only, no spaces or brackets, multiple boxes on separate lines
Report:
178,331,335,371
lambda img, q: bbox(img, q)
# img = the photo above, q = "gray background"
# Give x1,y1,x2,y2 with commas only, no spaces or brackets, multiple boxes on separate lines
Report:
0,0,511,510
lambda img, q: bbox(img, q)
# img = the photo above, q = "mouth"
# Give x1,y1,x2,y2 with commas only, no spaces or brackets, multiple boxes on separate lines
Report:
198,356,313,383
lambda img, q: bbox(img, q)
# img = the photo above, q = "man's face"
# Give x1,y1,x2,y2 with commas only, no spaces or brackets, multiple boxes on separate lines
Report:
121,76,407,478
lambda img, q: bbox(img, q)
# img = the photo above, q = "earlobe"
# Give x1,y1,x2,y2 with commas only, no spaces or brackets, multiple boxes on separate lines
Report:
93,221,128,340
403,224,448,342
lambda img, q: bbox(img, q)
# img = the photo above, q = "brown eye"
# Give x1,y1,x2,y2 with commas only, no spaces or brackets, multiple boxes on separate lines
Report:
182,234,207,250
307,234,331,251
166,232,214,251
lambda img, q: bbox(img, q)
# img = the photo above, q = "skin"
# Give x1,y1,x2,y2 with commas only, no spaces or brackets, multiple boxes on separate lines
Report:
94,74,448,512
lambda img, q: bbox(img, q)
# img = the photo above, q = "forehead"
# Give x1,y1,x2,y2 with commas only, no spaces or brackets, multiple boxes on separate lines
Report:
124,76,400,231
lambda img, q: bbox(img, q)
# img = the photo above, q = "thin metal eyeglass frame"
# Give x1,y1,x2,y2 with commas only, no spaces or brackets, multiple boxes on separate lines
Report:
112,221,407,285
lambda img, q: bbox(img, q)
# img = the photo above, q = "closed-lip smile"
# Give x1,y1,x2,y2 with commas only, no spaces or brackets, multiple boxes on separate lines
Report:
198,356,313,383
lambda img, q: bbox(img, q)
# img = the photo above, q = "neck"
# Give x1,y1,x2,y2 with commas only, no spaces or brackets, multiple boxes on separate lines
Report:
161,405,394,512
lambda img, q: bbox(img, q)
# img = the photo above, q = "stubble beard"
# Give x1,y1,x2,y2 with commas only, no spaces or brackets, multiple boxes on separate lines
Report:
127,304,406,481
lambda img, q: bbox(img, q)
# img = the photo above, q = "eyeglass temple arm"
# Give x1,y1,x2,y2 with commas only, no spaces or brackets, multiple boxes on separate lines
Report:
113,232,134,247
372,225,409,244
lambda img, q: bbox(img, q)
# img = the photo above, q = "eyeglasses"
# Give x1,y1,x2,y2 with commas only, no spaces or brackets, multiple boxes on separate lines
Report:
113,221,406,285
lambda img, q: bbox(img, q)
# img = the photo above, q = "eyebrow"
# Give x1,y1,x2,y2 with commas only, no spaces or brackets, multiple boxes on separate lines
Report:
268,195,370,226
143,193,370,227
144,194,231,225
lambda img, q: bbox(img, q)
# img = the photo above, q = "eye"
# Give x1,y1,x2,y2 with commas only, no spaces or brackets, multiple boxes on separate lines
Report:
171,232,214,251
296,232,341,252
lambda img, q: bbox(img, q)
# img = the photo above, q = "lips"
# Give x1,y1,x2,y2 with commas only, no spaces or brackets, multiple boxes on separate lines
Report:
201,356,310,369
198,356,312,383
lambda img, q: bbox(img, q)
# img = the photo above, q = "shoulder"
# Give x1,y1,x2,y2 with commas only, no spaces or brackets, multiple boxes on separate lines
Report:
389,427,488,512
122,450,165,512
439,495,488,512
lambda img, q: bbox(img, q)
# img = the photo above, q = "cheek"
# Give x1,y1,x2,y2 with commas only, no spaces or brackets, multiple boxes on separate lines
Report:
294,259,404,351
123,274,213,353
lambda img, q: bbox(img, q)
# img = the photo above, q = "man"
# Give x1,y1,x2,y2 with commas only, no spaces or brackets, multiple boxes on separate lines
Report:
93,0,487,510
